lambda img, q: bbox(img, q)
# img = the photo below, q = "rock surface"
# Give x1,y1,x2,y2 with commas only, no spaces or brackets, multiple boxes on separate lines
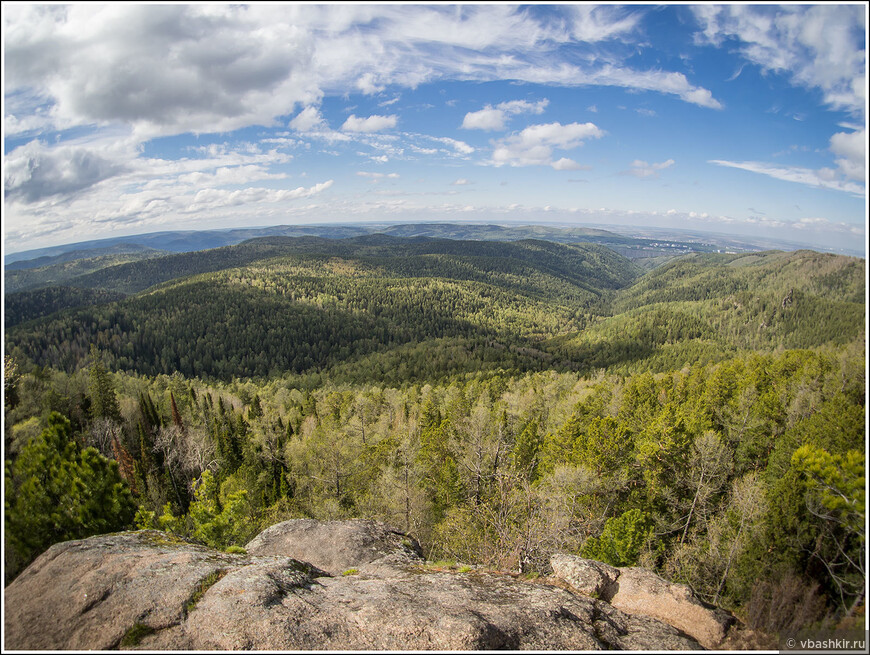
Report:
550,553,619,597
4,523,714,651
245,518,424,575
549,554,734,649
607,567,734,650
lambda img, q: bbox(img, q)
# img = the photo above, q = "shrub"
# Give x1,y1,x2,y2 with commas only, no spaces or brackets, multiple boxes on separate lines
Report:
581,509,651,567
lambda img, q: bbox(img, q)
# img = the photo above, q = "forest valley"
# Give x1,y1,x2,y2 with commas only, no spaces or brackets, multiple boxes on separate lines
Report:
3,233,866,642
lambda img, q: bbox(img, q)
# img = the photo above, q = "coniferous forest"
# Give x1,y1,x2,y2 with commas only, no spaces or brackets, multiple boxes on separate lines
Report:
3,231,865,640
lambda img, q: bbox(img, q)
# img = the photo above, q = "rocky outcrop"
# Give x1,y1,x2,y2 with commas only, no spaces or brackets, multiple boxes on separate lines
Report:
550,553,619,597
550,554,735,649
4,523,718,651
245,518,424,575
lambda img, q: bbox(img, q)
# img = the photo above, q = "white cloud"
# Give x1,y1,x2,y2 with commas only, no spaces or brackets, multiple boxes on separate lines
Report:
290,106,328,132
3,4,721,142
431,136,474,155
498,99,549,115
341,114,398,133
692,4,865,118
505,63,723,109
184,181,334,214
452,178,472,185
461,98,549,130
356,72,385,95
462,107,507,131
829,128,866,181
357,171,400,181
709,159,865,196
3,135,326,251
490,122,604,167
568,5,641,42
551,158,588,171
175,165,287,188
4,140,126,202
627,158,675,178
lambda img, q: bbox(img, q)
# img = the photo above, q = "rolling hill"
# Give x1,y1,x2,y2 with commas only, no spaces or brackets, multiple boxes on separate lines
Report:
4,236,641,381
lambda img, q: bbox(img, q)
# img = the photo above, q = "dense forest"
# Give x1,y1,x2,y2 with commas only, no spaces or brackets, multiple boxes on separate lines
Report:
3,233,865,642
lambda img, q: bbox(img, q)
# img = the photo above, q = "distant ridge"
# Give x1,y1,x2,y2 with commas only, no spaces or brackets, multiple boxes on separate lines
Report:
5,221,727,268
5,244,168,272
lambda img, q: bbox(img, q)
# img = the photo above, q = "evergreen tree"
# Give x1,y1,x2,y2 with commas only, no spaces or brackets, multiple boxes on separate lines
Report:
87,346,121,422
581,509,652,567
4,412,136,583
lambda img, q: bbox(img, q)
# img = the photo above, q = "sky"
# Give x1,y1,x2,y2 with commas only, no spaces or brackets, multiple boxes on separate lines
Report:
2,2,868,255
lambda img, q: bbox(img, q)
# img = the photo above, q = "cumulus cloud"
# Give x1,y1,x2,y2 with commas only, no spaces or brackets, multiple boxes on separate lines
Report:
4,140,126,202
3,135,331,251
290,106,328,132
490,122,604,167
462,107,507,131
2,4,721,141
461,98,549,130
709,159,865,195
341,114,398,133
829,128,866,181
626,158,675,178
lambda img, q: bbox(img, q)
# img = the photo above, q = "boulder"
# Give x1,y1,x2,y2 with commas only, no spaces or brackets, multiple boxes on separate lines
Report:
245,518,424,575
550,554,620,597
2,531,249,651
4,526,704,651
607,567,735,649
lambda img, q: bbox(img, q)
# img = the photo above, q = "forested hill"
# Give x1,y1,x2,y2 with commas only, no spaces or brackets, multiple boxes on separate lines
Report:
4,250,169,294
53,235,639,297
5,237,864,386
4,236,641,381
547,249,865,374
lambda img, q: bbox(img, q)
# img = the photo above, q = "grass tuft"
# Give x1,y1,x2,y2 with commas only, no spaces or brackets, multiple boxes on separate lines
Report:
120,622,154,648
185,569,227,614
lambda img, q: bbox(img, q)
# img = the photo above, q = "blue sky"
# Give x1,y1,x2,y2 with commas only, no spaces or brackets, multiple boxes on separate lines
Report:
3,3,867,254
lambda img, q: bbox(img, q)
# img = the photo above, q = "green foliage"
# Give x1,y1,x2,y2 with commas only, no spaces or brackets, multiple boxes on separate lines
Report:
511,421,541,480
119,622,155,647
169,470,256,550
581,509,652,567
790,444,865,611
4,412,136,583
792,445,865,531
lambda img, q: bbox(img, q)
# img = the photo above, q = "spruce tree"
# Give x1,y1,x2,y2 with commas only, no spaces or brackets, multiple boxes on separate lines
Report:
87,346,121,422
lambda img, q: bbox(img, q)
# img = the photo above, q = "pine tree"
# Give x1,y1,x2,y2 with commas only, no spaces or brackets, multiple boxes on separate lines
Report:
87,346,121,422
5,412,136,583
